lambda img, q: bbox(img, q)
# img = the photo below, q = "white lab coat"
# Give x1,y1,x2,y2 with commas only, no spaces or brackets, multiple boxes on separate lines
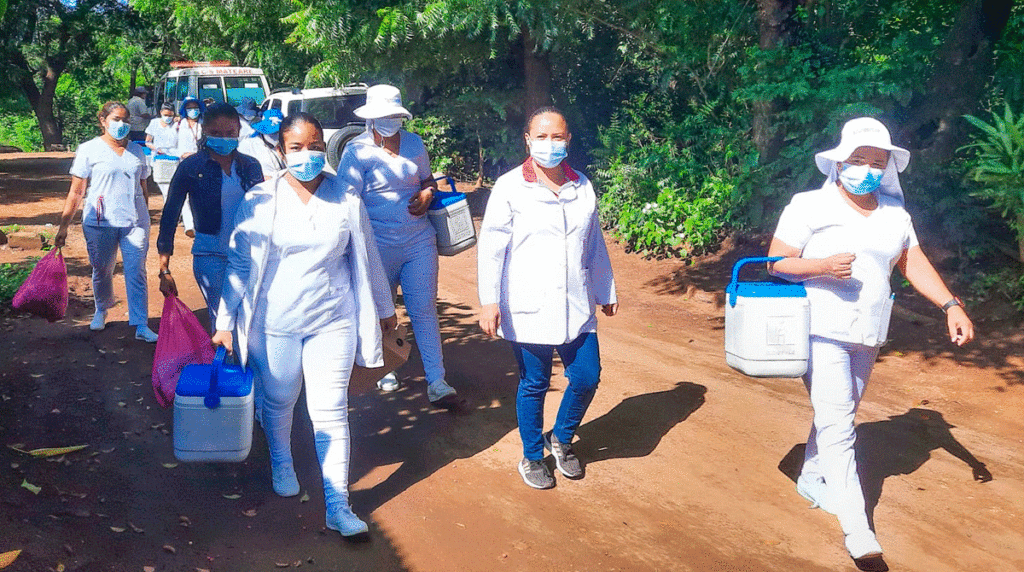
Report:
478,161,617,345
216,173,395,367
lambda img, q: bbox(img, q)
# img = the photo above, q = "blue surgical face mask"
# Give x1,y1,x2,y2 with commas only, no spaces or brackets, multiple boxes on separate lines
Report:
205,136,239,156
838,163,885,195
186,108,201,120
161,115,174,125
106,119,130,140
528,138,568,168
286,150,327,182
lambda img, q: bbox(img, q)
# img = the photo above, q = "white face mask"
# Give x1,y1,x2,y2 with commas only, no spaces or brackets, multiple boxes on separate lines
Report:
372,117,404,138
838,163,885,195
161,115,174,125
285,150,327,182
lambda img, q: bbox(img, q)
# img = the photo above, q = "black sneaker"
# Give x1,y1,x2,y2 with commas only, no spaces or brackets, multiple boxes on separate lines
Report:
518,458,555,489
544,431,583,479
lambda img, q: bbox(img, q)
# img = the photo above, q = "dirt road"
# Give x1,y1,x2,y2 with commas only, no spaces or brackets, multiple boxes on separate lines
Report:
1,154,1022,571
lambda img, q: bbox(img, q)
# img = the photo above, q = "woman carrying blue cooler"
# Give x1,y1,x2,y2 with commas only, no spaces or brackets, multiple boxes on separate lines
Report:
172,97,206,236
212,113,396,537
54,101,159,342
338,84,458,406
768,117,975,570
157,103,263,331
145,103,180,202
477,107,617,490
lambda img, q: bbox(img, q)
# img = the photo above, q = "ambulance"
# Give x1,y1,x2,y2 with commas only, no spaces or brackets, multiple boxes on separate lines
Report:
152,61,271,112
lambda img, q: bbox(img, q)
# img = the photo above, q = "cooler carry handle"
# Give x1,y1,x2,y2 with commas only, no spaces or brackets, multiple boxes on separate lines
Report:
204,346,227,410
728,257,784,307
432,174,457,193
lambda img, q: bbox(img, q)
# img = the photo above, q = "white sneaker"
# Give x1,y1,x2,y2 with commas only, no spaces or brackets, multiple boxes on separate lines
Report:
89,310,107,331
845,529,883,560
377,372,399,392
427,379,457,403
796,474,835,514
134,325,158,343
326,504,369,536
271,463,300,497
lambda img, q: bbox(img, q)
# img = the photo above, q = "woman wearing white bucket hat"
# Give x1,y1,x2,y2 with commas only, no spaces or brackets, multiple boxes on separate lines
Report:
768,117,974,571
337,84,459,406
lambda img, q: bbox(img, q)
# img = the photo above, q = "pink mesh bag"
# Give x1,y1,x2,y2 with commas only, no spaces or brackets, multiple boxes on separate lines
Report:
152,294,215,407
11,248,69,322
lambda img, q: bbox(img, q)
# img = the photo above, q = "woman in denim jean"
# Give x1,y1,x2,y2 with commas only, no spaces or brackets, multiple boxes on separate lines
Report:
477,107,618,490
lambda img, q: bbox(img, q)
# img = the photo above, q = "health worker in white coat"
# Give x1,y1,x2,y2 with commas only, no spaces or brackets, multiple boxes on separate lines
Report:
477,107,617,490
54,101,159,342
768,117,975,570
339,84,458,406
145,102,180,204
173,96,205,236
212,113,397,538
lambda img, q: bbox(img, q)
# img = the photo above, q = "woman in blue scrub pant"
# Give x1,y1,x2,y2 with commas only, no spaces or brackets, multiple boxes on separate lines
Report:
156,103,263,329
55,100,159,343
477,107,618,490
339,84,458,406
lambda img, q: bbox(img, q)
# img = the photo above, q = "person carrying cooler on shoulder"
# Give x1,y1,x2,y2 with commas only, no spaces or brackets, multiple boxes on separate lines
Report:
54,101,159,342
477,106,618,490
768,116,975,571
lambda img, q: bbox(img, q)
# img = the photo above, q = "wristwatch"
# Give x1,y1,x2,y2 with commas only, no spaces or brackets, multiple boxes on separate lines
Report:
941,296,963,314
159,269,172,277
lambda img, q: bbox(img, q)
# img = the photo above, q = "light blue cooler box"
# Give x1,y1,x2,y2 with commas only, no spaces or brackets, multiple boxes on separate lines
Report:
173,347,254,462
427,176,477,256
724,257,810,378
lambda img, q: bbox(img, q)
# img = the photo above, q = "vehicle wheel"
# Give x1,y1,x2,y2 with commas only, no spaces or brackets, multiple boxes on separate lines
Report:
326,125,364,169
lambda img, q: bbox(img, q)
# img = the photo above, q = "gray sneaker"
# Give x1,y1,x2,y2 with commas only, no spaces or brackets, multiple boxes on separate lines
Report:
544,431,583,479
518,458,555,489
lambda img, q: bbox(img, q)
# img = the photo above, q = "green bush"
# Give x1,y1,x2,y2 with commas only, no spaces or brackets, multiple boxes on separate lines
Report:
0,261,33,305
0,112,43,152
963,104,1024,261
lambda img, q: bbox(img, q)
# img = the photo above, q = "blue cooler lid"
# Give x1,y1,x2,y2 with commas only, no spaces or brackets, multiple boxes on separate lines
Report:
429,190,467,209
176,363,252,397
154,154,180,161
727,257,807,307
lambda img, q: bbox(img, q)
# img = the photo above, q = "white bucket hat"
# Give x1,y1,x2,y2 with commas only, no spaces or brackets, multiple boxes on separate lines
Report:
814,117,910,175
354,84,413,120
815,117,911,204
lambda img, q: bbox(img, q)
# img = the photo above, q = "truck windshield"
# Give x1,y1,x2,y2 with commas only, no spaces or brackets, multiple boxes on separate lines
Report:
299,95,367,129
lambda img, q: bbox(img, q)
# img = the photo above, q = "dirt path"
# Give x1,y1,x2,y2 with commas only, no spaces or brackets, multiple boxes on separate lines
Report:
1,154,1022,572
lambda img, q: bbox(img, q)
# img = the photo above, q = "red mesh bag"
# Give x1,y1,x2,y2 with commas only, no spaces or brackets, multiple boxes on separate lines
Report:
11,248,69,322
152,294,215,407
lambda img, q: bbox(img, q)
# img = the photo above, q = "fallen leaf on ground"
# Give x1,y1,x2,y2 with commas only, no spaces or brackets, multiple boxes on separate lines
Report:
29,373,43,378
242,509,257,517
195,569,210,572
163,544,176,554
109,526,126,533
29,445,88,457
128,522,143,533
144,567,155,572
100,448,115,454
55,563,65,572
118,360,127,364
20,479,41,495
179,515,191,526
117,402,126,407
221,493,241,500
299,492,310,503
292,561,302,567
0,550,20,568
161,463,178,469
275,562,290,568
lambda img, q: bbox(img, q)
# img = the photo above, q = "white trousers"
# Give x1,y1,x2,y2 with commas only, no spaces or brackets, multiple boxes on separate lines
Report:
192,254,227,332
83,224,150,326
156,182,194,232
246,320,357,511
801,335,879,536
377,238,445,383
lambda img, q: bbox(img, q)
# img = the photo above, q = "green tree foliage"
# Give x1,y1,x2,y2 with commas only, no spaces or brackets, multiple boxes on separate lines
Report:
964,105,1024,261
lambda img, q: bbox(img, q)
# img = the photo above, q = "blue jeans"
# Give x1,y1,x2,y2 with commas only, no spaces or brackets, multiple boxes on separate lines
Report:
511,332,601,461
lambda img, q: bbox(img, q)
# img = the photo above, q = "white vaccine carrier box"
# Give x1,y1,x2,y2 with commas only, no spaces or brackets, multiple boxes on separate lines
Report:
174,347,253,462
725,257,810,378
151,154,180,184
427,176,477,256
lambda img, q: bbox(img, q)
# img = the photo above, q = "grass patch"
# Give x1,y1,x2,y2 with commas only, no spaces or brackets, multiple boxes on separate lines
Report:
0,260,35,305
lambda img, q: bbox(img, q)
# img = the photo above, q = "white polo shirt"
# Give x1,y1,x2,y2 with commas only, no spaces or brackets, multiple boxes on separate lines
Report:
70,138,151,228
774,185,919,346
478,160,617,345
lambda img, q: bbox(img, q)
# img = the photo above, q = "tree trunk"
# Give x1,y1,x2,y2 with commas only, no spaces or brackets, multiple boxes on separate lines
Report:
897,0,1015,164
13,53,63,148
522,31,552,116
476,130,485,187
752,0,804,165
